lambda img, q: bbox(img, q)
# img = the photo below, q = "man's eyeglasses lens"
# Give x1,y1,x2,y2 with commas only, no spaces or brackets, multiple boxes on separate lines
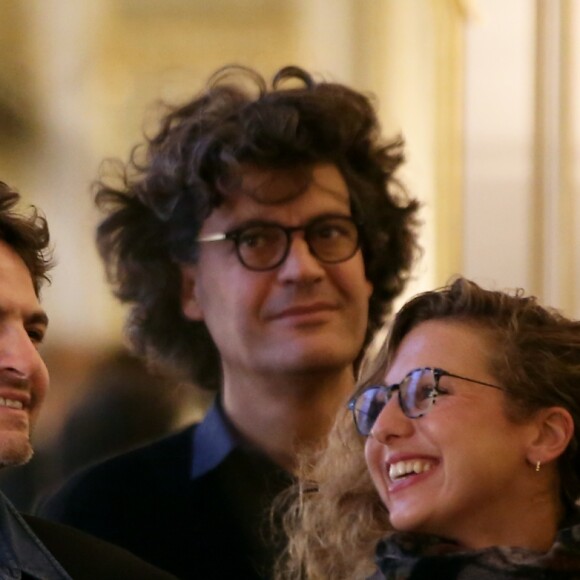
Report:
235,216,360,271
349,368,439,436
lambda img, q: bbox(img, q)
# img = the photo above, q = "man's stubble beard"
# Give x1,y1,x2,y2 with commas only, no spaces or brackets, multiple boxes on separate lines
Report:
0,433,34,468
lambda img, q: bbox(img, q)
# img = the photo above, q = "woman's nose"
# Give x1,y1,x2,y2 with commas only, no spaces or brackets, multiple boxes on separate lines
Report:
370,393,414,444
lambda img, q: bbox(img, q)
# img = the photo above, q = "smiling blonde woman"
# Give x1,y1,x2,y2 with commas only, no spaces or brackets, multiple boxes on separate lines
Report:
277,277,580,580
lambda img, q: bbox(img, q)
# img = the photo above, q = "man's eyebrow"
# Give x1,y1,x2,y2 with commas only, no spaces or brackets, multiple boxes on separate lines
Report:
27,310,49,328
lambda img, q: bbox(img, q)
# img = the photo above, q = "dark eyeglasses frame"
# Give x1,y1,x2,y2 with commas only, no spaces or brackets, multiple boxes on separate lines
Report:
348,366,504,437
197,214,362,272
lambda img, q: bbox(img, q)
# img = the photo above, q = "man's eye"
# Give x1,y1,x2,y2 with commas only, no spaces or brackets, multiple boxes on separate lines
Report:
311,219,356,242
312,224,346,239
238,230,270,248
238,227,281,249
27,328,45,345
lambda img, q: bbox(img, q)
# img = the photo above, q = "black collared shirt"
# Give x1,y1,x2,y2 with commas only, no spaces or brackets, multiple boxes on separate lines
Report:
192,400,292,576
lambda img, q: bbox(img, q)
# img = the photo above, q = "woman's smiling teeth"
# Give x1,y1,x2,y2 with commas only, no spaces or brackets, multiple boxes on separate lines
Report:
389,460,434,481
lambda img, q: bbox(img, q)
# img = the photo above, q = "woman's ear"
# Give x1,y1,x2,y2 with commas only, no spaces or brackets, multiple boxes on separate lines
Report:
180,265,205,321
526,406,574,466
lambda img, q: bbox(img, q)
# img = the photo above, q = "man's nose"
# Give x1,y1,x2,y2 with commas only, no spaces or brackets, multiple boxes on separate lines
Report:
0,326,40,379
276,234,325,282
370,394,414,444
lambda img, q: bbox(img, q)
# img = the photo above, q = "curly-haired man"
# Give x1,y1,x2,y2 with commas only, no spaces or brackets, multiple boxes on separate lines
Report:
42,65,420,579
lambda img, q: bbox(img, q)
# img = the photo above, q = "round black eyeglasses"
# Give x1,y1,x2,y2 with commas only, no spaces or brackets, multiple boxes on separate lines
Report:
348,367,504,436
197,215,361,271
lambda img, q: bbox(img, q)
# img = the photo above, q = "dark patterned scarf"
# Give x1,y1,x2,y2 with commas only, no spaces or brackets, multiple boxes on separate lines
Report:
373,521,580,579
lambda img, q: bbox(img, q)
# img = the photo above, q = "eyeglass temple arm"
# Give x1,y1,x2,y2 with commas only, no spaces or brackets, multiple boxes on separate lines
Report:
197,233,228,242
436,369,504,391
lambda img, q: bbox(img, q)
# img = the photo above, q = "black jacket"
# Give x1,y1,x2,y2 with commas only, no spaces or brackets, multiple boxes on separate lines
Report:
0,487,175,580
40,422,290,580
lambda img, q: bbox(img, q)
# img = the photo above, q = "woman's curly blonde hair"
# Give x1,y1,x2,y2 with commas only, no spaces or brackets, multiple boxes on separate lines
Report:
274,342,391,580
275,277,580,579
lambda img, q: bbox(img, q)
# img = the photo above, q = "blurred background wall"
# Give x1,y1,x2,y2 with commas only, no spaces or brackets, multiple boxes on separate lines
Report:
0,0,578,504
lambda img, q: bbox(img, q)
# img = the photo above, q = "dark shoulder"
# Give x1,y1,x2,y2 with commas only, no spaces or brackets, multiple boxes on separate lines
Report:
39,425,196,518
23,514,177,580
71,424,192,481
85,423,196,473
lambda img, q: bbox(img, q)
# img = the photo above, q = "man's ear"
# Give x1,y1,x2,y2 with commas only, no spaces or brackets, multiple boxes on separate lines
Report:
365,278,373,300
526,406,574,466
180,265,205,321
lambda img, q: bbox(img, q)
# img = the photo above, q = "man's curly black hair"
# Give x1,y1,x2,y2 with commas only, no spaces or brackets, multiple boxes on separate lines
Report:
95,65,420,390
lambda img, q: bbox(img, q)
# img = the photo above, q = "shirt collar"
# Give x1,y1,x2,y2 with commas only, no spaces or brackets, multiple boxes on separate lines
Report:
191,398,242,479
0,490,71,579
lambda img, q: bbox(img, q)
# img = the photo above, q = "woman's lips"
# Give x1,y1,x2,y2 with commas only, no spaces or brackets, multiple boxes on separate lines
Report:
388,458,436,481
385,455,440,492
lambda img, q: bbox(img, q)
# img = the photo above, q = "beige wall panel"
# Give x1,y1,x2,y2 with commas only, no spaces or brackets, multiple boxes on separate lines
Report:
11,0,304,348
464,0,536,293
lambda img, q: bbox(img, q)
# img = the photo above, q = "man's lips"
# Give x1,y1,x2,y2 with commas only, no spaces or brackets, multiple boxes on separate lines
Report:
266,302,338,320
0,388,30,411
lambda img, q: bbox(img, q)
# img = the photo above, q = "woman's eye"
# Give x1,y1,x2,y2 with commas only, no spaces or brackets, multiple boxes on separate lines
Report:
416,385,436,402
